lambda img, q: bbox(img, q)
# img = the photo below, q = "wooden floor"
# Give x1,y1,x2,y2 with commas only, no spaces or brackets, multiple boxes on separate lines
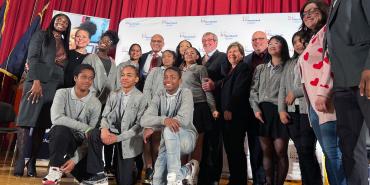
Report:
0,152,302,185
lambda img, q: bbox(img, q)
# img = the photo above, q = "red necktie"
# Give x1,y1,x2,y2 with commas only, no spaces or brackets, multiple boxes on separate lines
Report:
149,53,158,71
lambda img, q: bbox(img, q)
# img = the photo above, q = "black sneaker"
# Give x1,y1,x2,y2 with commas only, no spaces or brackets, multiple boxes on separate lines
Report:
143,167,154,184
80,173,108,185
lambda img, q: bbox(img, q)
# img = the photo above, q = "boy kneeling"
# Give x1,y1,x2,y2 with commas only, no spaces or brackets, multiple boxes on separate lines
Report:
81,65,146,185
141,67,199,185
43,64,101,185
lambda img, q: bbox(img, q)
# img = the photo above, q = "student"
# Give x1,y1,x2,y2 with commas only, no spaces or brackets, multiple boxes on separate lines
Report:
82,30,119,105
141,67,198,185
42,64,101,185
278,31,322,185
180,47,219,181
141,49,177,184
249,36,291,185
80,65,146,185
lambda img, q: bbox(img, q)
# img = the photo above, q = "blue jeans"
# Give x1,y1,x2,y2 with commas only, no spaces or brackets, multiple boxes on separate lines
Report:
308,106,347,185
152,127,196,184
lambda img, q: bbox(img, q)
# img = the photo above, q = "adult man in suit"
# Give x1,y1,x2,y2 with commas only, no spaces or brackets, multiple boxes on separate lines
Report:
325,0,370,184
199,32,227,185
242,31,270,185
137,34,164,91
244,31,271,71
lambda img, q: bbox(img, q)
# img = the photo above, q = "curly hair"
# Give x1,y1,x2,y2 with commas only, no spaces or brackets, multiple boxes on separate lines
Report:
101,30,119,46
79,21,97,38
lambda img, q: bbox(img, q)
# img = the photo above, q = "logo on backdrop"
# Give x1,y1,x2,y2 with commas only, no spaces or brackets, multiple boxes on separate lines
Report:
125,21,140,27
220,32,238,40
179,32,197,40
200,18,218,25
242,16,261,24
141,33,152,41
162,20,178,27
288,16,302,24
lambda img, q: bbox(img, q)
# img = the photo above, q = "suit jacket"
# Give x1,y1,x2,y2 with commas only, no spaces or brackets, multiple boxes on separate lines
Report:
137,51,162,91
325,0,370,87
100,87,146,159
221,62,253,118
243,51,271,72
202,50,227,110
203,50,227,84
17,30,66,127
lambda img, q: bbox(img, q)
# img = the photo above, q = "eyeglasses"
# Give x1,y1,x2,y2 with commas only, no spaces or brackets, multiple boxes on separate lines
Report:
151,40,163,43
301,8,320,18
202,38,215,43
99,39,113,45
252,37,266,42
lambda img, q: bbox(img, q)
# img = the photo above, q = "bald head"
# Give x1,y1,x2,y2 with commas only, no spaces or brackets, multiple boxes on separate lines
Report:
150,34,164,52
251,31,268,54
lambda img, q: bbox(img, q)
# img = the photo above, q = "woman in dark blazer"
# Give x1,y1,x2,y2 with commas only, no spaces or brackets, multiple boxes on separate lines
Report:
220,42,253,185
14,13,71,177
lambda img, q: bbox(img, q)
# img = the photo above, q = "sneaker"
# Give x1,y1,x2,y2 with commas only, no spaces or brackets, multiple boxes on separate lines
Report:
184,160,199,185
42,167,63,185
167,172,183,185
80,173,108,185
143,167,154,184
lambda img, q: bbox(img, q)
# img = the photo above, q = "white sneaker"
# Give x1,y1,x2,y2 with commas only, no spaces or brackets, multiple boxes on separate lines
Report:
167,172,183,185
42,167,63,185
184,159,199,185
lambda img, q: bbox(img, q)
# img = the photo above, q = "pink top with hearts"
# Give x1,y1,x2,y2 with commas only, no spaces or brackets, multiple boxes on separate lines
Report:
298,25,336,124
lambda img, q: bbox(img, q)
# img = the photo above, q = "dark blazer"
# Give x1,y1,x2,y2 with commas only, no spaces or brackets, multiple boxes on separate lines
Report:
18,30,66,127
243,51,271,72
203,50,227,84
137,51,162,91
325,0,370,87
202,50,228,110
221,62,253,118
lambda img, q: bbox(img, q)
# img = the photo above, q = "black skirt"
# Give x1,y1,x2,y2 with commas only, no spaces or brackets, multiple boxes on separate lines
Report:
259,102,289,139
193,102,213,133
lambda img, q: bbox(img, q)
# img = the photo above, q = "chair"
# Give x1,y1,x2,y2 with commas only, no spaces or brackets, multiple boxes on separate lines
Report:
0,101,18,165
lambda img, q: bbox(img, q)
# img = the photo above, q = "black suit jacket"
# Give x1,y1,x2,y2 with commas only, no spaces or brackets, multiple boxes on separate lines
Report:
202,50,227,109
325,0,370,87
221,62,253,119
137,51,162,91
243,51,271,72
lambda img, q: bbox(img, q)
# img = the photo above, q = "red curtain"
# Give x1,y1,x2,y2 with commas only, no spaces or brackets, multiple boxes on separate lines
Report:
1,0,332,66
0,0,332,103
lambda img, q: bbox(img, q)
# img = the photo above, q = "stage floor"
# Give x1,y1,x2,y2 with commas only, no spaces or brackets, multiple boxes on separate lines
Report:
0,152,302,185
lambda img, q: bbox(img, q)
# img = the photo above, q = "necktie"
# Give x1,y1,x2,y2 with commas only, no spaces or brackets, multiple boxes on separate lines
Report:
149,53,158,71
202,54,209,65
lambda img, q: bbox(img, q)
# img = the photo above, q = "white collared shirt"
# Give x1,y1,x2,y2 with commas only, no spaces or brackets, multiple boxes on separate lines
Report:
165,88,181,117
143,51,163,74
267,61,282,77
70,87,92,119
119,88,134,115
206,49,217,58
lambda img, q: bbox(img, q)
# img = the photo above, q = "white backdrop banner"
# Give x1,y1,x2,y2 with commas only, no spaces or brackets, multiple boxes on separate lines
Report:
115,13,302,65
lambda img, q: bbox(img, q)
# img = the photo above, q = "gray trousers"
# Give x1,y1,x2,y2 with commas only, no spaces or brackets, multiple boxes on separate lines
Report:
333,87,370,185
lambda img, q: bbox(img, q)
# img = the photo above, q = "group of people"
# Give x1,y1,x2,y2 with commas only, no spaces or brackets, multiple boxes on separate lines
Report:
11,0,370,185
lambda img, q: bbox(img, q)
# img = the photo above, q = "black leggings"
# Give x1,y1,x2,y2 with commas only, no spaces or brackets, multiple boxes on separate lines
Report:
259,137,289,185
